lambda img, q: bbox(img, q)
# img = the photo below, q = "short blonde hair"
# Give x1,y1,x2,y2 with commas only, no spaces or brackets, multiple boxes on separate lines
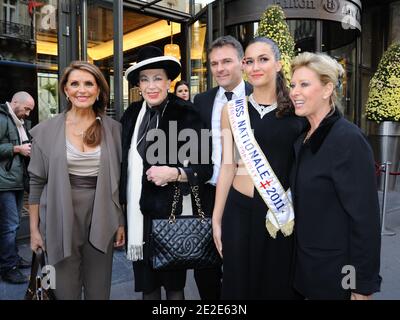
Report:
291,52,344,106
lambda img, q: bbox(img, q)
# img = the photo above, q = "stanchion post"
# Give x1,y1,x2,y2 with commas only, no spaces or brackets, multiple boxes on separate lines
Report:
381,161,396,236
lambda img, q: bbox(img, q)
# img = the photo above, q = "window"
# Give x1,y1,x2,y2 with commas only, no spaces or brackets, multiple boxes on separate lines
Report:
3,0,17,22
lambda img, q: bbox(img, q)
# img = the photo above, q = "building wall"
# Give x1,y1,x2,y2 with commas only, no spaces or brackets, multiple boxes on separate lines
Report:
389,1,400,43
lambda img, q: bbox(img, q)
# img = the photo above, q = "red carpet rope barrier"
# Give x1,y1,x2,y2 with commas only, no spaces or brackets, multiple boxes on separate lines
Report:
375,162,400,176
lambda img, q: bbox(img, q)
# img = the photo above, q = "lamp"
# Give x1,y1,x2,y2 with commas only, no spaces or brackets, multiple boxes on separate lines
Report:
164,21,180,60
164,21,181,91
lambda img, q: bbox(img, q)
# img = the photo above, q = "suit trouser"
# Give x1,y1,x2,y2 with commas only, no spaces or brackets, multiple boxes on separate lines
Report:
193,184,222,300
54,176,114,300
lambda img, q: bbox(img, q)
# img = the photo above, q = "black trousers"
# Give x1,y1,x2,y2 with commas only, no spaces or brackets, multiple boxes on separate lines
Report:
194,183,222,300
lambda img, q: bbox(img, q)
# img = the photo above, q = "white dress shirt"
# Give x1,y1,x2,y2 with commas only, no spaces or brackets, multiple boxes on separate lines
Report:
208,80,246,185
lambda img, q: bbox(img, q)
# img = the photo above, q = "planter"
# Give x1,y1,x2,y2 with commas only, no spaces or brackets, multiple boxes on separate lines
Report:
368,121,400,191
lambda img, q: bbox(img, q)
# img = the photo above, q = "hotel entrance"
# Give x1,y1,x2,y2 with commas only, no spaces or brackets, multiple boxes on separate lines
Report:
55,0,213,120
0,0,213,126
223,0,362,125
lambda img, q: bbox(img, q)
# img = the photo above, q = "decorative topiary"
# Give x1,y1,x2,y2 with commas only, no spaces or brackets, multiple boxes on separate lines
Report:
365,42,400,122
256,5,295,85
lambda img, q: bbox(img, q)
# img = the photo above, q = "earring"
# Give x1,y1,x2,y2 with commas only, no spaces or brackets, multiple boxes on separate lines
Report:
139,91,142,96
66,95,69,101
96,96,99,101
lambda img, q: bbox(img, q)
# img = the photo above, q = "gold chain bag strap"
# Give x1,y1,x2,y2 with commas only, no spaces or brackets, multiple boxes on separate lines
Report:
150,182,222,270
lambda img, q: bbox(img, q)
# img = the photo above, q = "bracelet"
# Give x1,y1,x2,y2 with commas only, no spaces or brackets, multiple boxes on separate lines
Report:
176,167,181,182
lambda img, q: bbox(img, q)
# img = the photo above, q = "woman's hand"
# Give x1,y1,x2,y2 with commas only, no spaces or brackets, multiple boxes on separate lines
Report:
146,166,178,186
351,293,372,300
114,226,125,247
30,228,44,252
212,219,223,258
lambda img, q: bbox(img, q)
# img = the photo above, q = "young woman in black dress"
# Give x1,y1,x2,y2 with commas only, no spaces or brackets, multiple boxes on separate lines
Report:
212,37,305,299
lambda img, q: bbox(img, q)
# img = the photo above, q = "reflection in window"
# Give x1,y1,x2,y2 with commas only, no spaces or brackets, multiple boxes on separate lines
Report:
323,20,357,122
37,72,58,122
191,18,207,96
34,1,58,122
134,0,215,14
287,20,316,53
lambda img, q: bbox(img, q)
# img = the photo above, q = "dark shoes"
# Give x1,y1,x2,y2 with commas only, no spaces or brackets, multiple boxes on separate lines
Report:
18,256,31,269
1,266,28,284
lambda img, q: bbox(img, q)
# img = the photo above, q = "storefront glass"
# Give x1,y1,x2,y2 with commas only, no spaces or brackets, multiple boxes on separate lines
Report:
35,0,58,122
190,15,208,96
287,20,316,53
0,0,58,125
135,0,214,14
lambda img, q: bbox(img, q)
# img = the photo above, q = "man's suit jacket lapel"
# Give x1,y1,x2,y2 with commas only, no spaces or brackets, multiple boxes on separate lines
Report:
203,87,219,130
198,81,252,130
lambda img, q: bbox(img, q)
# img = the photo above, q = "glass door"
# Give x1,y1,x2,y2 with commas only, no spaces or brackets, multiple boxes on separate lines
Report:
322,20,358,123
35,0,59,122
188,5,209,98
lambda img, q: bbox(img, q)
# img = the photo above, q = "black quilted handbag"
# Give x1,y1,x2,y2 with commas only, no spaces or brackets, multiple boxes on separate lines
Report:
150,183,222,270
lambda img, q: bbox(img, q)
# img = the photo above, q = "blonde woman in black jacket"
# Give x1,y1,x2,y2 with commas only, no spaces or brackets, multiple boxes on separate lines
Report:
290,52,381,300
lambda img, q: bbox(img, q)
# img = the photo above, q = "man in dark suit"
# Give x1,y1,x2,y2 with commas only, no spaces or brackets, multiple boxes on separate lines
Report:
193,35,252,300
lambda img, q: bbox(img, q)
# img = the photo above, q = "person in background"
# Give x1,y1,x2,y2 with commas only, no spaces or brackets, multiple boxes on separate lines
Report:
289,52,381,300
193,35,252,300
212,37,305,299
0,91,35,284
121,46,211,300
29,61,125,300
174,80,190,101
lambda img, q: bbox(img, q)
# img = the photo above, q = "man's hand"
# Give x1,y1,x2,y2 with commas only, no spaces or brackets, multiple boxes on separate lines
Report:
14,143,31,157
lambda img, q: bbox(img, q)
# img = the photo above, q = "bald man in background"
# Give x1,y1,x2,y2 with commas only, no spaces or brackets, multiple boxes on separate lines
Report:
0,91,35,284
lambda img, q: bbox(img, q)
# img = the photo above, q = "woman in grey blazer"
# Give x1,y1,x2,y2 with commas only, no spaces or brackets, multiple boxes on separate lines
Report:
28,61,125,300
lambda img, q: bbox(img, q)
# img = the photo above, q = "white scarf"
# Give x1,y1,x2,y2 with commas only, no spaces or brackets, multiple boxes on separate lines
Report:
126,101,147,261
6,102,28,143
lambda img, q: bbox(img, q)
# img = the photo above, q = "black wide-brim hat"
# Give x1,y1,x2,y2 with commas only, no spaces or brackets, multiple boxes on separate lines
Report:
125,46,181,85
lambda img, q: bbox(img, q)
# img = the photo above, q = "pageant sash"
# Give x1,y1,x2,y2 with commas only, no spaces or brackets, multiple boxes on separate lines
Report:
227,98,294,238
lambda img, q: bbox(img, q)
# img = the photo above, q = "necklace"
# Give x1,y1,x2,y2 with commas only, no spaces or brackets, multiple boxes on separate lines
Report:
66,116,88,138
248,94,277,119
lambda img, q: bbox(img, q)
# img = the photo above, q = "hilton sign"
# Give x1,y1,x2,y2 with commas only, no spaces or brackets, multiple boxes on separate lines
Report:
225,0,361,32
274,0,361,31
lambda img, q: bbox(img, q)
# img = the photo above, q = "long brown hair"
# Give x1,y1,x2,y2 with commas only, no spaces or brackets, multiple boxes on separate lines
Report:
246,37,294,117
59,61,109,147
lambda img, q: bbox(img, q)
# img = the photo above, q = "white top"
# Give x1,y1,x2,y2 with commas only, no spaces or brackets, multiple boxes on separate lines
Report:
208,80,246,185
66,139,101,176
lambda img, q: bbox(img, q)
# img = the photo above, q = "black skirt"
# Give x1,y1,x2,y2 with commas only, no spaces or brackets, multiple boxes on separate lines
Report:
221,187,301,300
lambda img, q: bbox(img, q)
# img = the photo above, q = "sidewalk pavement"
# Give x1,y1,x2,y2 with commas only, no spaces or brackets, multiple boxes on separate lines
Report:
1,191,399,300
